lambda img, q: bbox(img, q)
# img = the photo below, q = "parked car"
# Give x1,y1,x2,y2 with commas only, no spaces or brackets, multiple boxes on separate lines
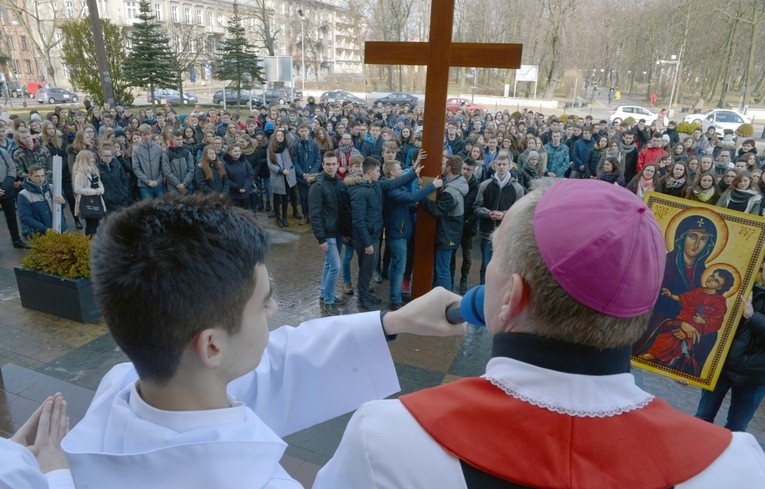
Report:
683,109,751,137
264,87,303,105
146,88,197,105
212,89,264,107
446,97,485,114
608,105,658,125
3,81,28,98
320,90,367,106
374,92,419,108
36,87,78,104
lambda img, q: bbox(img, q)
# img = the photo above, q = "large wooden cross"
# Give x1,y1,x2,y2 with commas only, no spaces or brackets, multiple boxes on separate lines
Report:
365,0,522,298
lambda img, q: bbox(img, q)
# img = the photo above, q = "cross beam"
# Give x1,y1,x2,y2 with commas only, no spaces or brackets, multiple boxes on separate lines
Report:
365,0,522,298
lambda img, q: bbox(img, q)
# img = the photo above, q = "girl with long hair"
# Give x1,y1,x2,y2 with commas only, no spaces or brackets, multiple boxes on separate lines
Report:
194,145,228,196
687,171,720,204
72,150,105,236
657,162,690,198
268,129,297,227
627,163,658,199
718,171,762,215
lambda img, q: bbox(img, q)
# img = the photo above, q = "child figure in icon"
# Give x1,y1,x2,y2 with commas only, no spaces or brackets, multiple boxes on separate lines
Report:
640,268,735,376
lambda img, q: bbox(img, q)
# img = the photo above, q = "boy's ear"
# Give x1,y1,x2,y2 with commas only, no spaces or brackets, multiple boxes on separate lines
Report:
190,328,225,368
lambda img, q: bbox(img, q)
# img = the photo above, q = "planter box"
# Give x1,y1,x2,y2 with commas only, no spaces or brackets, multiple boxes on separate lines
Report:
14,266,100,323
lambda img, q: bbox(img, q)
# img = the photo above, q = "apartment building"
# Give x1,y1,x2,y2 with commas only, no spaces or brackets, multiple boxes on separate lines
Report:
0,0,364,91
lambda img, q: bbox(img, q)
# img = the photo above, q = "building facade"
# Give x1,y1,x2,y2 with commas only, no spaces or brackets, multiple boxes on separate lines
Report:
0,0,364,92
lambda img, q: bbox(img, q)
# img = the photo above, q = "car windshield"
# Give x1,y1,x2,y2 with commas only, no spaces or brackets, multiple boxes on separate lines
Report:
716,112,743,123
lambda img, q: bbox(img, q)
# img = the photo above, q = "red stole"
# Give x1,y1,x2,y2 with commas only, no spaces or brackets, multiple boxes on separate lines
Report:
400,377,731,489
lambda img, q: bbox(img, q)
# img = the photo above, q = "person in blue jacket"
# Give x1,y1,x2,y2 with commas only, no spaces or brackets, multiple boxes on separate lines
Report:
382,157,437,310
17,164,67,238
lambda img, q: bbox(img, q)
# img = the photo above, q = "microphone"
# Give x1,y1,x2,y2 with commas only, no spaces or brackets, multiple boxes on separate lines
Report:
445,285,485,326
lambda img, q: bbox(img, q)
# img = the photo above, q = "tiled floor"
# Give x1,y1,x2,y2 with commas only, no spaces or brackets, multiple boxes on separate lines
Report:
1,210,763,487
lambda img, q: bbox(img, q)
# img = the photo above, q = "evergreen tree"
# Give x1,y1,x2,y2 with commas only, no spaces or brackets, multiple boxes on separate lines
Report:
216,1,264,110
61,19,134,107
123,0,178,103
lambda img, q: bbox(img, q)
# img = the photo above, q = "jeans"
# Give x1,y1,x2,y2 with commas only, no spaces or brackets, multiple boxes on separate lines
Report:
433,248,453,290
297,181,310,217
450,234,474,284
353,236,379,300
387,238,407,303
320,238,343,304
139,185,165,200
342,243,354,284
480,237,493,285
259,177,272,205
695,375,765,432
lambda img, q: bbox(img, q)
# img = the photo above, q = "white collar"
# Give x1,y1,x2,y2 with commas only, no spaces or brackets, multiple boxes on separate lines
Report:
482,357,653,418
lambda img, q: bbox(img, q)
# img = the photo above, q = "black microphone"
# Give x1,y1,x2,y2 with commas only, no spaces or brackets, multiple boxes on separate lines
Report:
445,285,485,326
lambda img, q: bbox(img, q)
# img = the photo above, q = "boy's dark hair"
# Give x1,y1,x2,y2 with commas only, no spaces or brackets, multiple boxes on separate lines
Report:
362,157,381,174
90,195,269,384
712,268,735,295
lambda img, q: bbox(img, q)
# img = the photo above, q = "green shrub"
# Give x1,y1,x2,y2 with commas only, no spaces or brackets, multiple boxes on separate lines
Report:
737,123,754,137
559,115,569,124
20,230,91,279
510,111,522,120
623,117,636,127
676,121,702,134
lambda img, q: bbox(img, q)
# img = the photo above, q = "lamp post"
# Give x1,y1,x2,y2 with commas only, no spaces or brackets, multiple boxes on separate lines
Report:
298,9,305,92
657,54,680,117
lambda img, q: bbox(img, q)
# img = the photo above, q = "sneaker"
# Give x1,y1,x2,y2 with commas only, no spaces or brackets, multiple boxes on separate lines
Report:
374,272,383,284
343,282,354,295
12,239,30,249
292,211,303,219
459,277,468,295
388,302,403,311
323,303,342,316
333,295,346,305
74,218,83,230
268,210,277,219
402,279,411,294
358,299,378,311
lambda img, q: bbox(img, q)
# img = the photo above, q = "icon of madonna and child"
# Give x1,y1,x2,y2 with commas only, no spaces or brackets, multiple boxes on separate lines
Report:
631,200,765,388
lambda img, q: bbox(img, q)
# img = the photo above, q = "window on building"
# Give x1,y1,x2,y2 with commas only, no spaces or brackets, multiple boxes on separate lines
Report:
82,2,88,15
65,0,74,18
20,35,27,50
184,7,190,24
125,1,137,19
154,3,162,20
24,60,32,74
171,5,178,22
207,10,212,26
190,39,197,53
196,8,202,25
6,35,14,50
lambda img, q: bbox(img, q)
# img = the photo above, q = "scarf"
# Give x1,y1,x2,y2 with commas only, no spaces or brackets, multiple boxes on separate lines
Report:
338,143,353,153
693,186,716,203
274,140,288,154
665,177,686,189
620,142,636,153
605,148,621,159
493,171,512,189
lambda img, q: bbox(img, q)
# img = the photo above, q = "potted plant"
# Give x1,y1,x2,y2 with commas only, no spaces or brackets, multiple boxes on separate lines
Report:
14,230,100,323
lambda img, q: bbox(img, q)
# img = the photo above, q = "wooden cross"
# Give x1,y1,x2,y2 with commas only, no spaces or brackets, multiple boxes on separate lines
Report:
365,0,522,298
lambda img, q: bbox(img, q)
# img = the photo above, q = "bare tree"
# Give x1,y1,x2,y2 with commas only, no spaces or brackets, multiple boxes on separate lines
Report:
247,0,279,55
166,22,207,99
0,0,85,85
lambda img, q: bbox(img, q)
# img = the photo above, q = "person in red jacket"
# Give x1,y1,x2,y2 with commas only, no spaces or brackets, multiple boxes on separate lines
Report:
637,132,667,173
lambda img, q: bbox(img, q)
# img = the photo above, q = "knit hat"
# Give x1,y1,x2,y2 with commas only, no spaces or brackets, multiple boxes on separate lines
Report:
534,180,665,318
528,150,539,160
116,106,125,113
264,122,275,131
